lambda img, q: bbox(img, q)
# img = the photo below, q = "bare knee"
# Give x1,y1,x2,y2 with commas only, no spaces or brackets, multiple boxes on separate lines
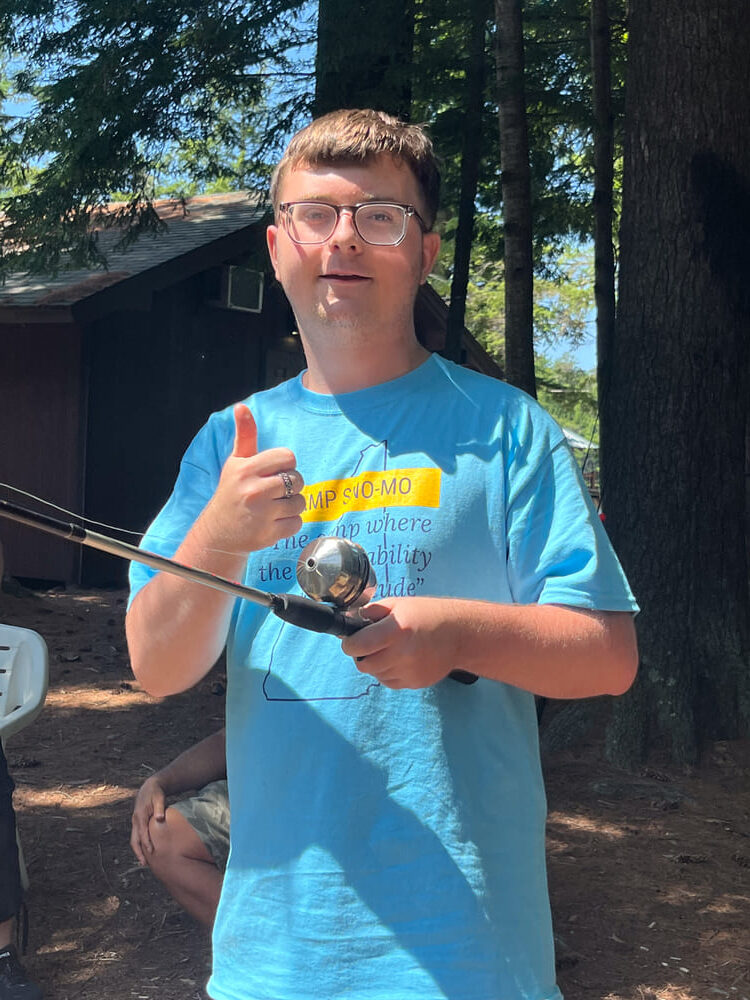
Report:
145,807,209,877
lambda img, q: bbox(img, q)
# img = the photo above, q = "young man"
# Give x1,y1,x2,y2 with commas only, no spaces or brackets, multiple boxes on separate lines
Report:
130,728,228,928
126,109,638,1000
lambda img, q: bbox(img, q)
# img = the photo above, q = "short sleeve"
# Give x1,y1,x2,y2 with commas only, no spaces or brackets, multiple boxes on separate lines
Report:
506,432,638,613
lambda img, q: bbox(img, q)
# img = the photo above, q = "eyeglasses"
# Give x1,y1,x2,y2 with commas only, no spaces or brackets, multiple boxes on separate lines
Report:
277,201,428,246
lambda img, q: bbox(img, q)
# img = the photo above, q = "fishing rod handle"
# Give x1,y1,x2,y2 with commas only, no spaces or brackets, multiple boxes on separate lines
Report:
271,594,365,636
448,669,478,685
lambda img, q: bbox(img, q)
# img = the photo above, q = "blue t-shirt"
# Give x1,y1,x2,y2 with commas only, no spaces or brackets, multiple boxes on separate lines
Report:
130,355,637,1000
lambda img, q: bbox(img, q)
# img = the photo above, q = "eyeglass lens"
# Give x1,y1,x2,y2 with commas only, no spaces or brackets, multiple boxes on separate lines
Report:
285,203,409,245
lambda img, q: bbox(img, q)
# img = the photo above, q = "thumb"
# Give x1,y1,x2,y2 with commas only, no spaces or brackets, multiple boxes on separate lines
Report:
232,404,258,458
359,600,393,624
153,789,166,822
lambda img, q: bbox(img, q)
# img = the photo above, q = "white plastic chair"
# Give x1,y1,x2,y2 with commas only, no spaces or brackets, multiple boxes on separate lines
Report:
0,624,49,890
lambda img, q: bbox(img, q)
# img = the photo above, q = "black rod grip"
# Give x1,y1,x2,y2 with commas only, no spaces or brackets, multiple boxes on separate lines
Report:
271,594,364,636
449,669,479,685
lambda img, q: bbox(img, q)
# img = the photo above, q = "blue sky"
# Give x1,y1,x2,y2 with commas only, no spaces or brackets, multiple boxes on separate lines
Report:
546,324,597,371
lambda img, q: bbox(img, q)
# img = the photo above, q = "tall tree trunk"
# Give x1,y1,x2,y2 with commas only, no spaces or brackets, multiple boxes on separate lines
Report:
444,0,489,363
590,0,616,406
494,0,535,396
603,0,750,767
315,0,414,119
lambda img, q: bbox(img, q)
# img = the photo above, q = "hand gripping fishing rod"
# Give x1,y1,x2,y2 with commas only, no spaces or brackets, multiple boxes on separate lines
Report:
296,536,477,684
0,499,360,637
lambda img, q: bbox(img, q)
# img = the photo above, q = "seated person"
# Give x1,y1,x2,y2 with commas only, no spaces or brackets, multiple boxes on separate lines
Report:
130,728,228,928
0,743,43,1000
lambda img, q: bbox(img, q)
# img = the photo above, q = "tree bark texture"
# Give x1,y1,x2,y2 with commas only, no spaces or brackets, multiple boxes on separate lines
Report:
314,0,414,120
590,0,616,403
494,0,535,396
603,0,750,766
445,0,490,364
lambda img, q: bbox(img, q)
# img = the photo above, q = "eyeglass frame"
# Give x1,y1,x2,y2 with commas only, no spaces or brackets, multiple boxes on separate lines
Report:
277,201,430,247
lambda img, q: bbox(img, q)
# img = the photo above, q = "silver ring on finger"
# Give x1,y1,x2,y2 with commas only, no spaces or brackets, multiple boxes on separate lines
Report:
279,470,295,499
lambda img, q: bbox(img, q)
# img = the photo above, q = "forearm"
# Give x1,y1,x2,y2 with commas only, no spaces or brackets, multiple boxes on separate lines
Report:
454,602,638,698
153,729,227,796
346,597,638,696
126,514,247,697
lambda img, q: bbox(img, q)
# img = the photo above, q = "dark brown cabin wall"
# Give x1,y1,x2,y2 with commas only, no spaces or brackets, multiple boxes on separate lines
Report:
0,323,83,581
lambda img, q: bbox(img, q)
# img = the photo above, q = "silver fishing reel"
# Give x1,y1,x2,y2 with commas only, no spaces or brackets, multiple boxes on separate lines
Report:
296,536,376,609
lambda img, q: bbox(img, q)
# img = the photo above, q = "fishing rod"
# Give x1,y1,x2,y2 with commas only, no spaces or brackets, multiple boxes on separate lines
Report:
0,498,360,637
0,498,477,683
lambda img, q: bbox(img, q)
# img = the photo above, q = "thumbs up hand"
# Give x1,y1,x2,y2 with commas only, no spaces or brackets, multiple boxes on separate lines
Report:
199,404,305,555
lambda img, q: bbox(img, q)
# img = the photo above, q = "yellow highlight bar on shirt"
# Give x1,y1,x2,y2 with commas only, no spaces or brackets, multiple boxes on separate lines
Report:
301,468,441,523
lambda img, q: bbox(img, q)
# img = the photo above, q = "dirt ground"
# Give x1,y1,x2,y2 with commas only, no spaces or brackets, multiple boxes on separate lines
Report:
1,582,748,1000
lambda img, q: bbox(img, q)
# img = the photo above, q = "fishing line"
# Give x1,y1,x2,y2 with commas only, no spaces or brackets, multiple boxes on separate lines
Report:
581,411,601,514
0,481,238,558
0,481,145,538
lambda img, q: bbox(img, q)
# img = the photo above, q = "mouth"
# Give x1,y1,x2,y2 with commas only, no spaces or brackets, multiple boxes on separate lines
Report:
321,272,370,282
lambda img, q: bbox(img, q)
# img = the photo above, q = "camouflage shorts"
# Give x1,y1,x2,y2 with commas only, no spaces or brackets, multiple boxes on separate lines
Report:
172,779,230,872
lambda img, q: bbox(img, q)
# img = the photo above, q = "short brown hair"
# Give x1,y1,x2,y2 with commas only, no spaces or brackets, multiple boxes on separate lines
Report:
270,109,441,229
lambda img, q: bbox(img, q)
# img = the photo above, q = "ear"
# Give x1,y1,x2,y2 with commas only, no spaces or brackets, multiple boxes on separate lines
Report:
266,224,280,280
420,231,441,284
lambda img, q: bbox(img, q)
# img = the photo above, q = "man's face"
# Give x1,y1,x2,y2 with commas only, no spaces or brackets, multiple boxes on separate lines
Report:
266,156,440,339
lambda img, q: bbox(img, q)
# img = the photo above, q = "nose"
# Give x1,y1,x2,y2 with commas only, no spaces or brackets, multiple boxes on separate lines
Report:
327,208,362,249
